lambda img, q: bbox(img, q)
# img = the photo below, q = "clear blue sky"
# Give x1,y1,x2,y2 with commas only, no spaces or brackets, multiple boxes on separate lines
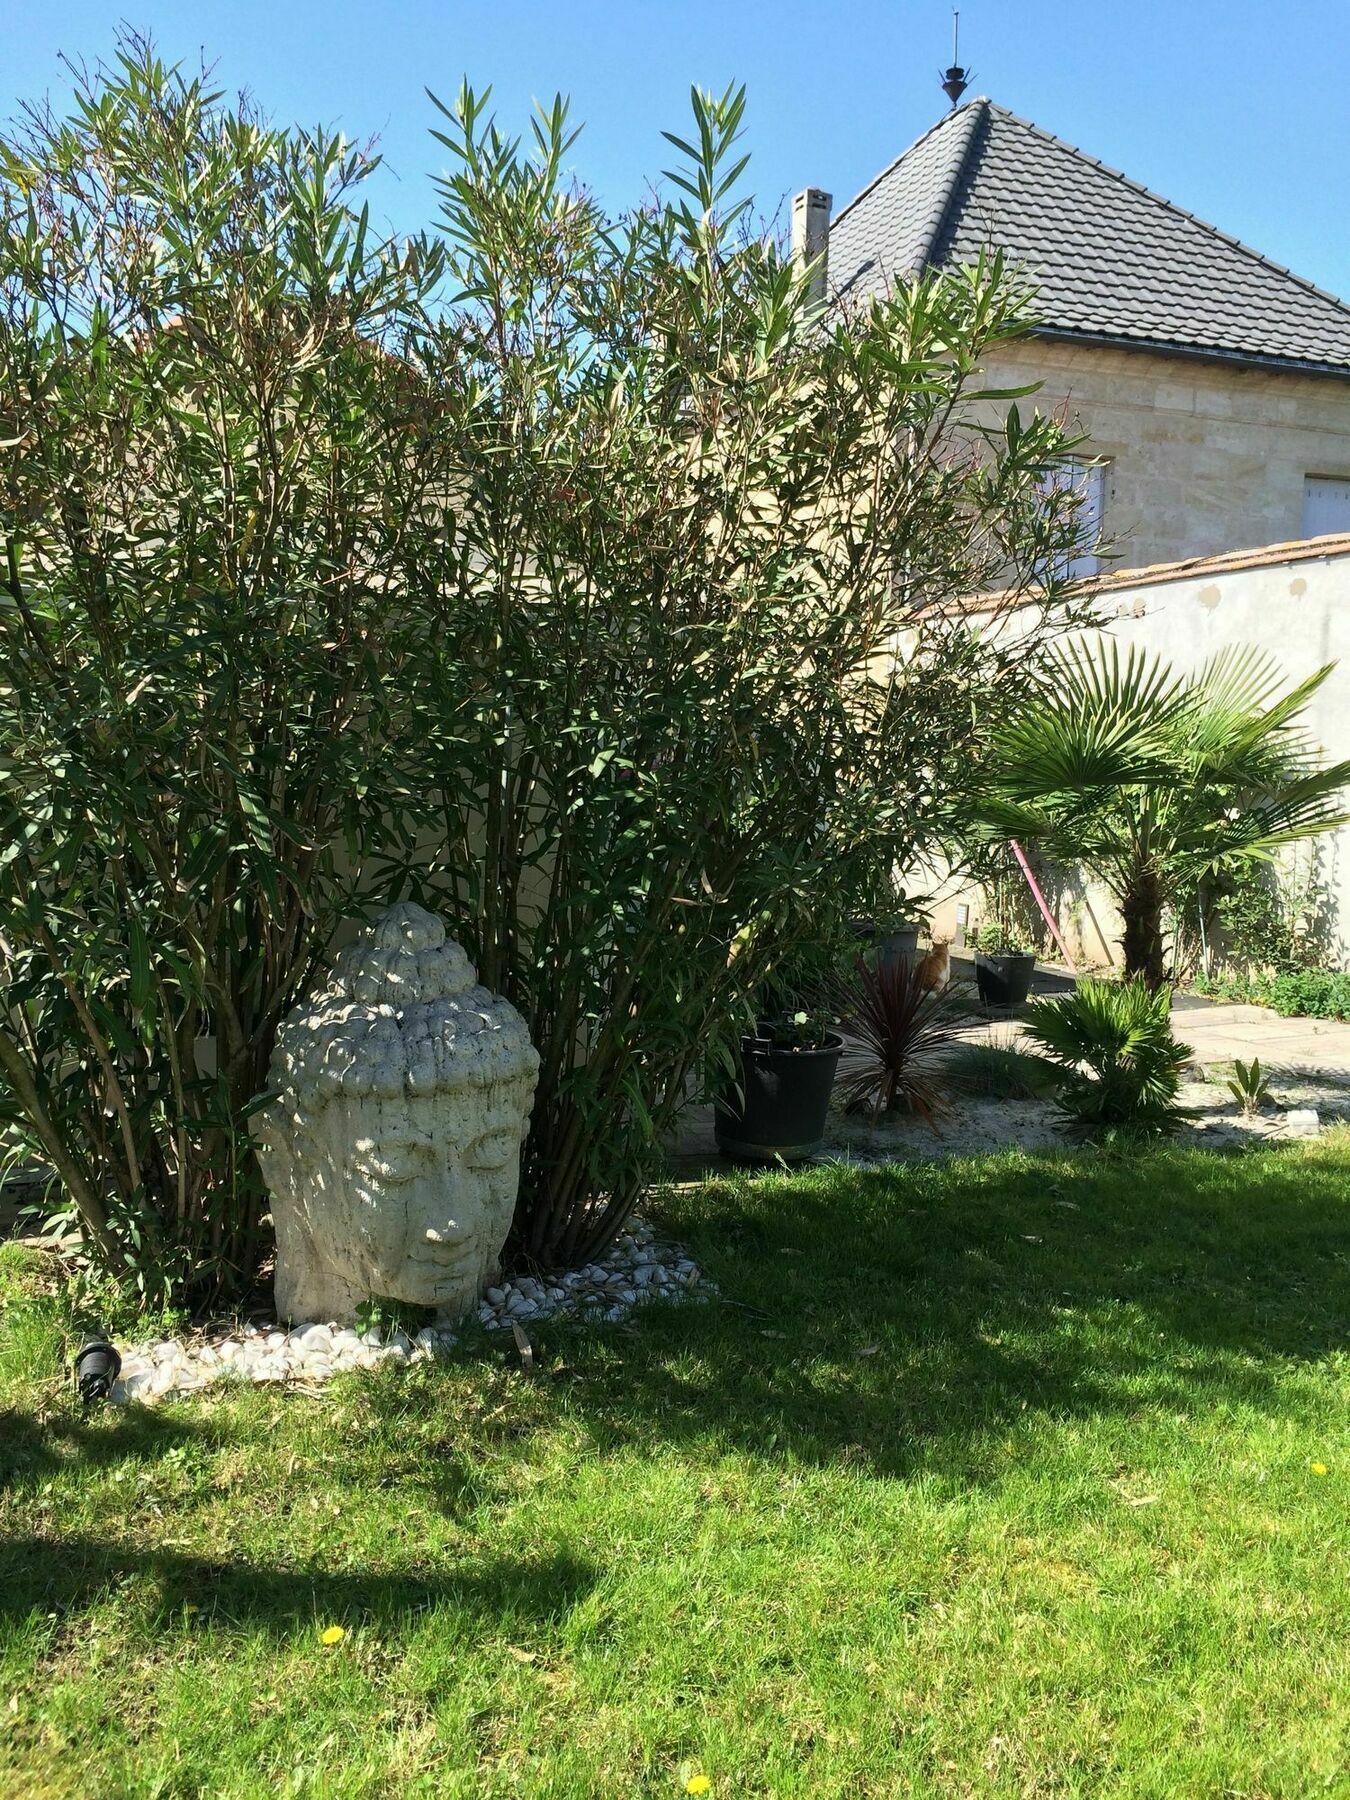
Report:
9,1,1350,298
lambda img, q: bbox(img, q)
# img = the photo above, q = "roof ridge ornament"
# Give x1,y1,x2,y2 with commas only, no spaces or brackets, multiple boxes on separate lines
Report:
941,8,971,108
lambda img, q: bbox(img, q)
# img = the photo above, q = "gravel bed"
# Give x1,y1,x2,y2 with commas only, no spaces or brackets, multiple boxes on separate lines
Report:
812,1086,1337,1168
111,1216,707,1405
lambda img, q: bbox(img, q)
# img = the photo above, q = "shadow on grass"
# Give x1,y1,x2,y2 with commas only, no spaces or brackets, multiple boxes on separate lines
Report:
6,1141,1347,1507
493,1140,1350,1482
0,1402,207,1495
0,1530,596,1634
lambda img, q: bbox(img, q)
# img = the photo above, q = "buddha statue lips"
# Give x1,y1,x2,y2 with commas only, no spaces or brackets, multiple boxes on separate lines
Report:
252,903,540,1325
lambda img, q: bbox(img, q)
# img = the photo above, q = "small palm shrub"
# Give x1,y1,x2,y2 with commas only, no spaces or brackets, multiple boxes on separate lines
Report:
1024,978,1189,1135
834,959,964,1127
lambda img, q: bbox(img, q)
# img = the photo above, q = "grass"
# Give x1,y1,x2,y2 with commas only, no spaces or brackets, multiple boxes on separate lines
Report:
2,1138,1349,1798
945,1036,1060,1100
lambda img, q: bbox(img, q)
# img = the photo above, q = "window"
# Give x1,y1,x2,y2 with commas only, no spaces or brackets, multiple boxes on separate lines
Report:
1302,476,1350,540
1039,457,1108,579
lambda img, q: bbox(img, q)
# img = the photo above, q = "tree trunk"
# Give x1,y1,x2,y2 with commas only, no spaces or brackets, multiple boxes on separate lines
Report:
1120,863,1168,989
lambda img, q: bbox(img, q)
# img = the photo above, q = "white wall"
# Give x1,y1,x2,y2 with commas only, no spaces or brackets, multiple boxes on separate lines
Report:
930,539,1350,967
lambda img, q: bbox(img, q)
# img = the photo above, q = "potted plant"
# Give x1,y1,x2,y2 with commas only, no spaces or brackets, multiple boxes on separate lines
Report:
714,1010,845,1163
849,878,924,972
973,920,1037,1008
874,909,923,972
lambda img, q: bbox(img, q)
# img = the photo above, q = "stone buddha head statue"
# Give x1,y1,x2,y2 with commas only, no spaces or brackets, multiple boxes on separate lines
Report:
252,902,539,1324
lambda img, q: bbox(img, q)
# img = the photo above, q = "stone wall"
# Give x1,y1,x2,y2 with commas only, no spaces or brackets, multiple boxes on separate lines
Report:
980,339,1350,570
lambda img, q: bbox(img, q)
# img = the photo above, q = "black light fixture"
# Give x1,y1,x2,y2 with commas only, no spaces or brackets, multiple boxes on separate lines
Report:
74,1337,121,1406
941,9,972,108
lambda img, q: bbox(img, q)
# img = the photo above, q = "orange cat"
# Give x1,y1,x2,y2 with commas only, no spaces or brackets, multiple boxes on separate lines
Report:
914,937,951,993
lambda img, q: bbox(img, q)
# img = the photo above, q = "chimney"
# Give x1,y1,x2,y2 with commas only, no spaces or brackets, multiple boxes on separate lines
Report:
791,187,832,310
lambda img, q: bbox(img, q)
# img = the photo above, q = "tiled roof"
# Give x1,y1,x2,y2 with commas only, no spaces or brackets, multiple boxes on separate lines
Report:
828,99,1350,376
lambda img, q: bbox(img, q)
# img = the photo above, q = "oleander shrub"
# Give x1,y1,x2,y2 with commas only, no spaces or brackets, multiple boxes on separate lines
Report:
406,82,1095,1267
0,41,1094,1300
0,47,447,1303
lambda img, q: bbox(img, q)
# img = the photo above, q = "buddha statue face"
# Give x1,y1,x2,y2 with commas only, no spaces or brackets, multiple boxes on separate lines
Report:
252,904,539,1324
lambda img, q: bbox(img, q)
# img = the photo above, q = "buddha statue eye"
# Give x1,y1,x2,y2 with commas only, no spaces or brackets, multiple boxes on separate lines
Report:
463,1128,517,1171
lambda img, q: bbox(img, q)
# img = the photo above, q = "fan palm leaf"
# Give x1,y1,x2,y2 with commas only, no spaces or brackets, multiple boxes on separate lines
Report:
998,639,1188,797
1024,977,1189,1135
984,640,1350,983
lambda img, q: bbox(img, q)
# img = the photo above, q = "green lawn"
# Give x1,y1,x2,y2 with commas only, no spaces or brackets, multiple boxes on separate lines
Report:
2,1138,1348,1799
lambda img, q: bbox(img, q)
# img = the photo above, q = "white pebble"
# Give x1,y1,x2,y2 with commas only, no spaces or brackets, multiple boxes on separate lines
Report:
105,1214,707,1401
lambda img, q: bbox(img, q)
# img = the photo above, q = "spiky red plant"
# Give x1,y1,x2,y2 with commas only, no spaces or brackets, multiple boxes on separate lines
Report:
833,956,964,1128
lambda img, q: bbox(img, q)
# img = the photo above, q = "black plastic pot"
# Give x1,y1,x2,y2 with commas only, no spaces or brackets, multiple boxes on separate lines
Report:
876,924,921,971
714,1029,845,1163
848,919,922,971
975,950,1036,1007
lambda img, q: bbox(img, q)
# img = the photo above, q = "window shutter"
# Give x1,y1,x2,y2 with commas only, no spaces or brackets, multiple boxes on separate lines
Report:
1067,462,1106,579
1303,476,1350,540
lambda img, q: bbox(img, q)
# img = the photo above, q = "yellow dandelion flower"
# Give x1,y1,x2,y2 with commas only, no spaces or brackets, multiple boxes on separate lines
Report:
320,1625,346,1646
1311,1461,1329,1476
685,1778,712,1796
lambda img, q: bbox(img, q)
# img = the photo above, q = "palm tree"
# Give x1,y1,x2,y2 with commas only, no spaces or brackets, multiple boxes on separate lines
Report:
985,641,1350,986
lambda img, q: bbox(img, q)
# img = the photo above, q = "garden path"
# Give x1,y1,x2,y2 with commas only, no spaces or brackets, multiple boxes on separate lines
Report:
956,953,1350,1079
1166,1000,1350,1077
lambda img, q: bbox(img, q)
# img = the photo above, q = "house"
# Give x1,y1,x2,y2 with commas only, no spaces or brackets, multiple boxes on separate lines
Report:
793,97,1350,961
797,97,1350,572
